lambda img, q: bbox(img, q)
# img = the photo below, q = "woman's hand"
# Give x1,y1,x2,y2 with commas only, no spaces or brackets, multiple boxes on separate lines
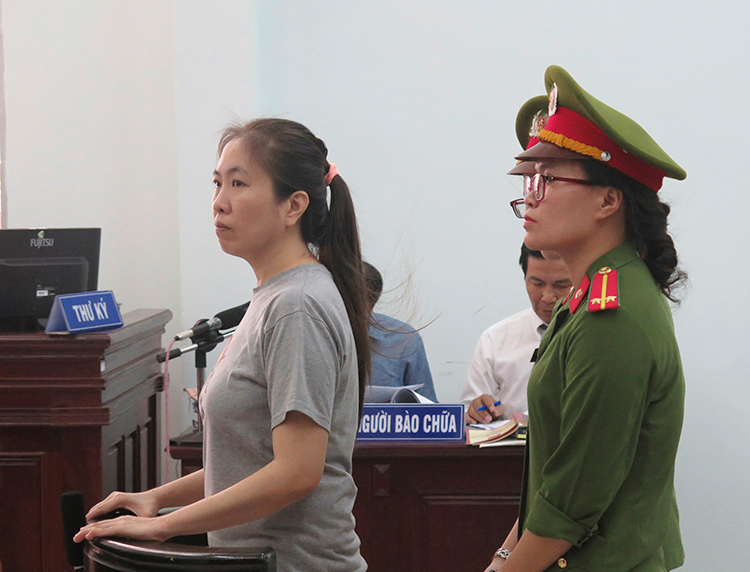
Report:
466,394,504,424
73,490,166,544
73,514,170,543
85,490,160,522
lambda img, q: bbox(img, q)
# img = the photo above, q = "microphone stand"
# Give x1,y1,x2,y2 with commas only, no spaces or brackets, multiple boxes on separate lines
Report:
156,326,236,449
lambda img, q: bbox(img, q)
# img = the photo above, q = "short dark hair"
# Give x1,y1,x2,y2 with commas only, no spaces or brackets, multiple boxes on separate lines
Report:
362,262,383,310
519,243,544,276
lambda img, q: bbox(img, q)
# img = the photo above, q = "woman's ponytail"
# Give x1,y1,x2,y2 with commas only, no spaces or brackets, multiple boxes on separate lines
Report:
318,173,371,414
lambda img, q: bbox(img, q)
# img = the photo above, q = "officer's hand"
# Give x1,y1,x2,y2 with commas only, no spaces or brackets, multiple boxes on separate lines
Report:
483,555,507,572
466,394,504,424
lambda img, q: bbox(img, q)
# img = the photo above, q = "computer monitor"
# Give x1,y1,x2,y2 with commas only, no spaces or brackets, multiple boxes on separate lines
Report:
0,228,101,331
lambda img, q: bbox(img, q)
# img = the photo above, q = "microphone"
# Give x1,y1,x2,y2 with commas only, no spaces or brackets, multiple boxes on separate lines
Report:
157,330,235,363
173,301,250,341
61,491,86,570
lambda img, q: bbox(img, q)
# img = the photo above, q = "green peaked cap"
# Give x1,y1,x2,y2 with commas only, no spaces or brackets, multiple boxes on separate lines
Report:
543,65,686,180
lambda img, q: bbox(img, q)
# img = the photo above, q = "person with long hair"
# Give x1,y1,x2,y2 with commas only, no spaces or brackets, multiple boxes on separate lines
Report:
75,118,370,572
486,66,687,572
362,261,438,402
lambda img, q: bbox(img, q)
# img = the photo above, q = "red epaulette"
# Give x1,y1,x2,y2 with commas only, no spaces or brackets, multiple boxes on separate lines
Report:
587,266,620,312
568,275,590,315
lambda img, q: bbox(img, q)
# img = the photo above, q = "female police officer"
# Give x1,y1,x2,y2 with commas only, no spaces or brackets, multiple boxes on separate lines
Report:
486,66,686,572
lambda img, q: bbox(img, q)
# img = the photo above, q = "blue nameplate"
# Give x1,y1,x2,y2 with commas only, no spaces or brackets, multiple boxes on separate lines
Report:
45,291,123,334
357,404,465,442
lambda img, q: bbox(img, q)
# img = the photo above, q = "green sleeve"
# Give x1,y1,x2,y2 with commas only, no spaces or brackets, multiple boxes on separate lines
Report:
525,310,654,545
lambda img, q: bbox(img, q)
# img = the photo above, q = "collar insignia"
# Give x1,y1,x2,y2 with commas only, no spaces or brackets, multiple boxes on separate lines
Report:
568,274,590,314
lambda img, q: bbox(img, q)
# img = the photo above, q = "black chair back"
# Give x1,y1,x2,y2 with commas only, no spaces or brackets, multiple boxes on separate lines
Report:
62,491,275,572
85,538,276,572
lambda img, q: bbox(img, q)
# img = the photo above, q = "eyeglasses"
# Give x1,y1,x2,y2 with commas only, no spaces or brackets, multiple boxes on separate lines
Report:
509,198,526,219
509,173,601,219
523,173,599,201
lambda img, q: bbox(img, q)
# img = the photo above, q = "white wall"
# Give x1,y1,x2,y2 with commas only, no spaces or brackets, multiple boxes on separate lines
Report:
0,3,7,228
4,0,181,311
3,1,749,569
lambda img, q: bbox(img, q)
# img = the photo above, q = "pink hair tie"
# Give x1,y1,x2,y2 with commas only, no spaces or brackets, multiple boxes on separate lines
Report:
325,163,339,186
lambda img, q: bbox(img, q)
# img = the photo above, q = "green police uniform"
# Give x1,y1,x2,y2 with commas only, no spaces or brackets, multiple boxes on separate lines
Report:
518,240,685,571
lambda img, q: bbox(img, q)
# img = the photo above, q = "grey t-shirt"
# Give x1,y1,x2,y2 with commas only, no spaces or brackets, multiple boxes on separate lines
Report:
199,263,366,572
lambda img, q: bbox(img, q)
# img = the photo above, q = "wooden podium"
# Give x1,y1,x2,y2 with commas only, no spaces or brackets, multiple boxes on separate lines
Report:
0,309,172,572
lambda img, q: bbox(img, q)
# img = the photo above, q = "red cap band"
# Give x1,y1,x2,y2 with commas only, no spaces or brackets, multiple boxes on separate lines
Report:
540,107,667,192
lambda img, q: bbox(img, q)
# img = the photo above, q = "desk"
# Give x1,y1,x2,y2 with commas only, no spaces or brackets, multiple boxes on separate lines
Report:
170,437,524,572
0,309,171,572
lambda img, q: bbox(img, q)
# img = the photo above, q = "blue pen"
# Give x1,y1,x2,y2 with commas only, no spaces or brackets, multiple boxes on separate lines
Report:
477,400,502,412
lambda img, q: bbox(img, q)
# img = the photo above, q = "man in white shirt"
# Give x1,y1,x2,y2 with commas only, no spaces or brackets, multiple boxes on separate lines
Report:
462,245,571,423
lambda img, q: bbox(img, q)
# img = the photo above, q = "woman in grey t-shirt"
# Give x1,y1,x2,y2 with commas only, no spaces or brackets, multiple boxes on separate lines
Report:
76,119,371,572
